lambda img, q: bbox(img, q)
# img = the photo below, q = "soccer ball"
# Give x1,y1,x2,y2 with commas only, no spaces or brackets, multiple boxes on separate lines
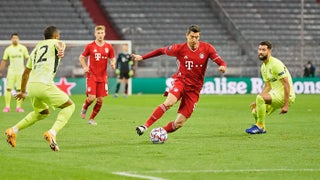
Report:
150,127,168,144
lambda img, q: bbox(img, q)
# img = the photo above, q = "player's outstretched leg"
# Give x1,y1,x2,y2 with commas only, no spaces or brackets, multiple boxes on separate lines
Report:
136,125,147,136
43,130,59,151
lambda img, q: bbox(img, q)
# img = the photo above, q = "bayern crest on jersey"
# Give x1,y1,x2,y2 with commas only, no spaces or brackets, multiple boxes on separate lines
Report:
199,53,204,59
105,48,109,53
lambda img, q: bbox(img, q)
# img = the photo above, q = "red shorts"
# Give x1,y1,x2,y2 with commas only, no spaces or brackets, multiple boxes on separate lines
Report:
169,80,200,118
86,79,108,97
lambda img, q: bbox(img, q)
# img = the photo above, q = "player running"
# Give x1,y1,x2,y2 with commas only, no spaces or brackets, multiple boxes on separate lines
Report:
132,25,227,136
245,41,296,134
79,25,116,125
4,26,75,151
0,33,29,112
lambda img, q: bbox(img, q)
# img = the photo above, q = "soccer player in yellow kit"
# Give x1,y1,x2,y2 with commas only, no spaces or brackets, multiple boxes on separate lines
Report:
0,33,29,112
246,41,295,134
4,26,75,151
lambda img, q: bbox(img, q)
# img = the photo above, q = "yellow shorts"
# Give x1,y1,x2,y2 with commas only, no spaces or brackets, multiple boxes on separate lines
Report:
6,72,22,90
27,82,70,112
266,90,295,114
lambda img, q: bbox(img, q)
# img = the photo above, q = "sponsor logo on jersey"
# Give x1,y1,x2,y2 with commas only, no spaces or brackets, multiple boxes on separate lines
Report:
95,53,101,61
185,61,194,70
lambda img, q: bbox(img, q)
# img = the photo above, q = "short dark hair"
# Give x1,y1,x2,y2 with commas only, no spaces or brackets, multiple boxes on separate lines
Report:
10,33,19,38
187,25,201,34
44,26,59,39
259,41,272,50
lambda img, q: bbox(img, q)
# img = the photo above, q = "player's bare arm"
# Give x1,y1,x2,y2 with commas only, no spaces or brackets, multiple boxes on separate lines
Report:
79,55,89,73
258,82,272,104
14,67,31,101
280,77,290,114
261,82,271,94
55,41,66,58
0,60,7,73
110,57,116,70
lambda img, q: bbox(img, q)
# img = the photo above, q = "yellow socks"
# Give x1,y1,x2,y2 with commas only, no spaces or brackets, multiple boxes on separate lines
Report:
51,103,75,133
256,95,266,129
4,90,11,108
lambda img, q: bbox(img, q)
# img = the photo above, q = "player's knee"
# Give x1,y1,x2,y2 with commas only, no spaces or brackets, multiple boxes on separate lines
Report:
164,102,175,108
65,103,75,112
162,104,171,110
37,110,49,120
97,97,103,104
59,100,74,109
40,109,50,115
70,103,75,111
87,96,96,102
256,95,265,104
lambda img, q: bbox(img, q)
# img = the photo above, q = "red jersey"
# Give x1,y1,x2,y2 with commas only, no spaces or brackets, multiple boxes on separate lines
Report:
142,42,226,91
81,41,115,82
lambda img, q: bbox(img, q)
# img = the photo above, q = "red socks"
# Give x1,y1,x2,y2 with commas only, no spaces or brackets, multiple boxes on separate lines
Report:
163,121,176,133
144,104,178,133
83,98,93,110
144,104,168,127
89,101,102,120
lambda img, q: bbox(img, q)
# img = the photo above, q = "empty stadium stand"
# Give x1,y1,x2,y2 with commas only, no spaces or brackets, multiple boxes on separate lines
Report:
216,0,320,76
0,0,95,40
99,0,250,77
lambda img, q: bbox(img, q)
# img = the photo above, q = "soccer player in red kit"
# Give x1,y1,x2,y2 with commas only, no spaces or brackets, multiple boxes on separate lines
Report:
79,25,116,125
132,25,227,136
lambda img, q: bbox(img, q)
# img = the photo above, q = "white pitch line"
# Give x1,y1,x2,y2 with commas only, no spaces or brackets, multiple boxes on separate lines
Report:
113,172,167,180
116,168,320,174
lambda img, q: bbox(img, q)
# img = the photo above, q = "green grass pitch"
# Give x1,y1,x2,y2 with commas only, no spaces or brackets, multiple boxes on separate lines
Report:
0,94,319,179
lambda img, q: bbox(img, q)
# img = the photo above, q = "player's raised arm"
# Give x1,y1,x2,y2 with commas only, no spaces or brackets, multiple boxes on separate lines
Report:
132,47,166,62
131,54,143,61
